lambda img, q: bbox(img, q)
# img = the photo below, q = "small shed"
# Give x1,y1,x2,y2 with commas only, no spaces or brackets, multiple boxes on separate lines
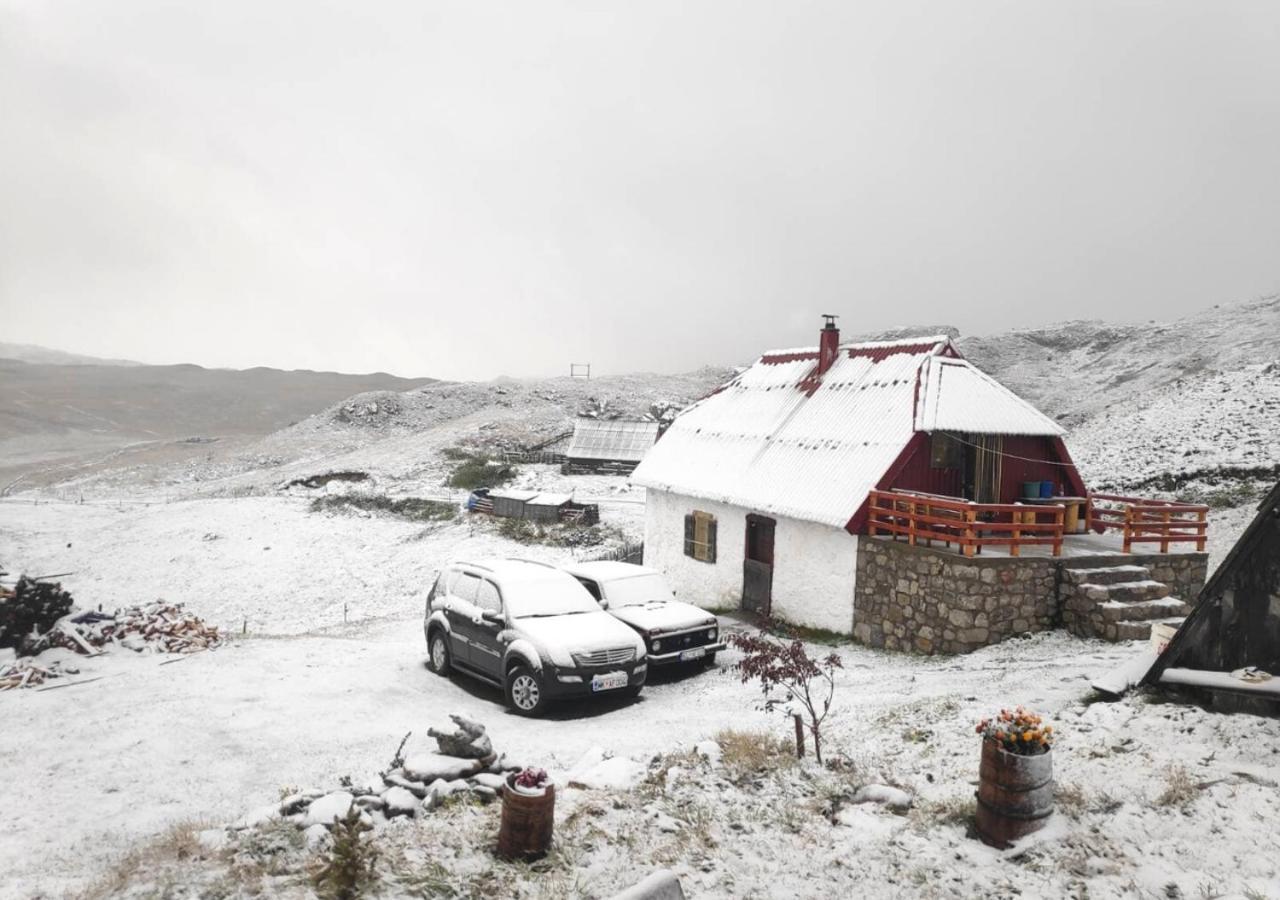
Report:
489,489,539,520
1143,481,1280,713
524,492,574,523
565,419,660,475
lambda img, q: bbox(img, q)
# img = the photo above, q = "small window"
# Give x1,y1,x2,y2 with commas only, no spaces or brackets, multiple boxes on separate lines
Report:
930,432,963,469
683,510,717,563
476,579,501,614
453,572,481,604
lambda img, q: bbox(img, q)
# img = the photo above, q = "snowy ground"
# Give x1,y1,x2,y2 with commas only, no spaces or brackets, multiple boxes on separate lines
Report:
1,489,1276,899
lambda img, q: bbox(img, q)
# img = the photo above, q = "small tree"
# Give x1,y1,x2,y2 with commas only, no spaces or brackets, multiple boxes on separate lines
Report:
312,807,378,900
728,623,842,765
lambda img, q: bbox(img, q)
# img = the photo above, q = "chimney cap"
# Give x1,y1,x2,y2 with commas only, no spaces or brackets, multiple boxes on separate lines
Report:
821,314,839,329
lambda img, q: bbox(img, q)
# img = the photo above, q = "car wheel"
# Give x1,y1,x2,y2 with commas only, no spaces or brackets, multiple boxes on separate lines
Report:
505,665,546,716
428,630,451,676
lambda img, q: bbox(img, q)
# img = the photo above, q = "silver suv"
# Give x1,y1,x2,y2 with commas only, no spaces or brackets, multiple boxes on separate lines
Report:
424,559,648,716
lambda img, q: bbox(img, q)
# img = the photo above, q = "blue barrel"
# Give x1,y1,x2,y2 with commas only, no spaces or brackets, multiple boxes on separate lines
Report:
1040,481,1055,498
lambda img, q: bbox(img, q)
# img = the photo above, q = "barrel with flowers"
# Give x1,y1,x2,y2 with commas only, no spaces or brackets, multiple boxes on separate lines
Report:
974,707,1055,848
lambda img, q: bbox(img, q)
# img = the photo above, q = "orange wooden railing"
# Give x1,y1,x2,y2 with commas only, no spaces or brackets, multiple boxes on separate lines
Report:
1086,493,1208,553
867,489,1064,558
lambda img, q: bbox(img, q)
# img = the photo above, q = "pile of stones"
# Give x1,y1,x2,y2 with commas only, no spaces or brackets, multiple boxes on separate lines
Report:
229,714,520,846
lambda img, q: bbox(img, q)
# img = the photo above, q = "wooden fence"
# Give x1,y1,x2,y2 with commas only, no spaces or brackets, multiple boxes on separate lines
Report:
867,490,1064,558
1086,494,1208,553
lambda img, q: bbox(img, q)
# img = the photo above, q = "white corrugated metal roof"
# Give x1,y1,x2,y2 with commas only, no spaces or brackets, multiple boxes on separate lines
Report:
632,334,1064,528
489,489,539,502
528,492,573,507
916,357,1064,436
566,419,660,462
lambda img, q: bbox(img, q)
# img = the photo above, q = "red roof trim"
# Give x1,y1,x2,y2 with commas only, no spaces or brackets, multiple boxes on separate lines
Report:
846,342,939,363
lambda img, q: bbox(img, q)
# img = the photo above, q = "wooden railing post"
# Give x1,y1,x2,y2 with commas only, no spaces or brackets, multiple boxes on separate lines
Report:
1052,507,1063,557
1010,505,1022,558
868,492,879,537
1122,505,1133,554
907,499,917,547
963,507,976,558
1160,508,1171,554
1196,508,1206,552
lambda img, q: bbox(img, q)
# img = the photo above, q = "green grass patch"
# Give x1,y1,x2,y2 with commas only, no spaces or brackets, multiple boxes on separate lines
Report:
443,448,517,491
310,494,458,523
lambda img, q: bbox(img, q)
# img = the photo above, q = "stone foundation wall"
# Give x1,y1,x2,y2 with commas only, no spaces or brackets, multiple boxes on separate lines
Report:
854,539,1057,654
853,538,1210,654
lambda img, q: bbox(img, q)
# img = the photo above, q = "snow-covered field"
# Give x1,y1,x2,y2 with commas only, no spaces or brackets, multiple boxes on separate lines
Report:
1,488,1276,899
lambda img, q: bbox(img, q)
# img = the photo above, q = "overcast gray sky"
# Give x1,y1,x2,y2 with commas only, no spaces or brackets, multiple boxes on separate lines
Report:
2,1,1278,380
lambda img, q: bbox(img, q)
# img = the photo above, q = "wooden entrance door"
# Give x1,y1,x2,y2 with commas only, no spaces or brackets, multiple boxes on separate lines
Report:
742,514,775,615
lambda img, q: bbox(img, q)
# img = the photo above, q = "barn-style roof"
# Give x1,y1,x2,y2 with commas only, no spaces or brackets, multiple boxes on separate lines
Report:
567,419,659,463
631,335,1063,529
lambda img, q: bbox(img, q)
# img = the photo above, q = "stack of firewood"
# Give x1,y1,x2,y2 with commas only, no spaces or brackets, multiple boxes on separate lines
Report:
57,602,223,655
0,658,78,691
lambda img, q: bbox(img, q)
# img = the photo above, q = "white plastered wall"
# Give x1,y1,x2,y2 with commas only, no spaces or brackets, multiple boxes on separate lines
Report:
641,488,858,634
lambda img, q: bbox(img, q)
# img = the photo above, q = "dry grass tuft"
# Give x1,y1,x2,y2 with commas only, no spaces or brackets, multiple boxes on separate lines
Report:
713,728,798,783
1157,764,1199,809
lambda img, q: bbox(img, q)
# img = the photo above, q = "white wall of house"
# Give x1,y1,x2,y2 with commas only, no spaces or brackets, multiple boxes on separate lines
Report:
641,488,858,634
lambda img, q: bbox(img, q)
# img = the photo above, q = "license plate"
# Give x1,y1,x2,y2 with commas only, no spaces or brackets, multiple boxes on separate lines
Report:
679,647,706,662
591,671,629,692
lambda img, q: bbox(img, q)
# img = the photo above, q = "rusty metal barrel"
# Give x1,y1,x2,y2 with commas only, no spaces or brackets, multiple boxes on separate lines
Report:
975,740,1054,848
497,777,555,860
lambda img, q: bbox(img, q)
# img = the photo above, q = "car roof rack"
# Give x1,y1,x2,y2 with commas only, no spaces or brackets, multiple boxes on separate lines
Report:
504,558,556,569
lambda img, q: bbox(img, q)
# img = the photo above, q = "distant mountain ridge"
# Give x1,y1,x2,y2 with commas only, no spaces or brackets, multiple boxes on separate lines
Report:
0,342,144,367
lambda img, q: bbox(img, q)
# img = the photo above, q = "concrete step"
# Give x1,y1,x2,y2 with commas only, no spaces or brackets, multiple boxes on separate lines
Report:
1112,615,1186,642
1077,579,1172,604
1063,564,1151,586
1096,596,1190,624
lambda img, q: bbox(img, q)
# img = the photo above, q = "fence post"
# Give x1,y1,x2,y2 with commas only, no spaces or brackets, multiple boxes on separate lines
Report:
868,492,879,537
1122,505,1133,554
1196,509,1206,552
1052,507,1063,557
1011,505,1021,558
963,508,976,558
1160,509,1171,554
907,499,917,547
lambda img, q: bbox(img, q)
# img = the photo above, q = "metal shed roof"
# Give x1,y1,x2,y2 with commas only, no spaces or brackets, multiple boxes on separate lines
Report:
527,492,573,507
566,419,660,463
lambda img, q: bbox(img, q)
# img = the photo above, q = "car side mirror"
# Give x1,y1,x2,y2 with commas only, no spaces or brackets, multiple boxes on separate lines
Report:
599,597,610,610
481,609,503,625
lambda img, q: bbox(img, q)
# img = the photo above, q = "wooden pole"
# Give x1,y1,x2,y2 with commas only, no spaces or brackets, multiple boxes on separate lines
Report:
793,714,805,759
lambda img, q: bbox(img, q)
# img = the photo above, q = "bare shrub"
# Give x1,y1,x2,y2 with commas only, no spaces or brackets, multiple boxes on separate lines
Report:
713,728,797,783
1157,764,1199,809
312,807,379,899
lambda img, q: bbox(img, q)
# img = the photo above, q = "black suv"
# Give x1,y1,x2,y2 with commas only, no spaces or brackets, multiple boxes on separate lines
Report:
424,559,648,715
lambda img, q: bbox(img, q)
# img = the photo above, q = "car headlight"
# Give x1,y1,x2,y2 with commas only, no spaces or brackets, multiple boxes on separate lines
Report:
651,639,662,652
707,628,717,640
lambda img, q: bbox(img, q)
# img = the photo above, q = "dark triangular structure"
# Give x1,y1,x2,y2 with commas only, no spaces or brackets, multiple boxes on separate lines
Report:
1142,482,1280,713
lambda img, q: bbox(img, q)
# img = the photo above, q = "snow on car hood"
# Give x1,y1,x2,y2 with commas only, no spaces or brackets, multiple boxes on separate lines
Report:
608,601,715,634
515,610,646,666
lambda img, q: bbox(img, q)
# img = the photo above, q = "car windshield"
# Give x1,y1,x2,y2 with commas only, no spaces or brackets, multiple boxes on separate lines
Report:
604,573,675,608
506,571,601,618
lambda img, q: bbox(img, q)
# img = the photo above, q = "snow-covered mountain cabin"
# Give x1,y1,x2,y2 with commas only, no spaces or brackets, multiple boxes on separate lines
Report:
632,316,1093,639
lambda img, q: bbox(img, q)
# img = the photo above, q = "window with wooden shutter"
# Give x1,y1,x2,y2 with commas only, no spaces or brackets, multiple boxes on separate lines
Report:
684,510,717,563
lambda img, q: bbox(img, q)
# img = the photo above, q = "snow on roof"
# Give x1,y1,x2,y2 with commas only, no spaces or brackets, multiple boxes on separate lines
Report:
528,492,573,507
632,335,1063,528
489,489,539,502
566,419,660,462
632,337,947,528
916,357,1064,436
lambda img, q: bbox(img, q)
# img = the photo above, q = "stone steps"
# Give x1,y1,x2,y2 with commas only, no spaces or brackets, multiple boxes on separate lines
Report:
1063,564,1151,586
1076,579,1173,604
1112,616,1186,642
1095,595,1190,624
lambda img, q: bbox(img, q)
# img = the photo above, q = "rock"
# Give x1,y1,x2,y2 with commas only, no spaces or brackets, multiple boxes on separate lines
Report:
696,742,727,763
428,713,495,761
381,786,419,818
304,824,330,848
354,795,385,811
303,791,354,827
606,869,687,900
487,753,523,774
470,785,498,802
694,741,722,765
232,803,283,830
422,778,469,810
568,755,645,791
403,753,484,783
278,789,324,816
384,771,428,797
471,772,508,791
196,828,228,852
851,784,913,811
